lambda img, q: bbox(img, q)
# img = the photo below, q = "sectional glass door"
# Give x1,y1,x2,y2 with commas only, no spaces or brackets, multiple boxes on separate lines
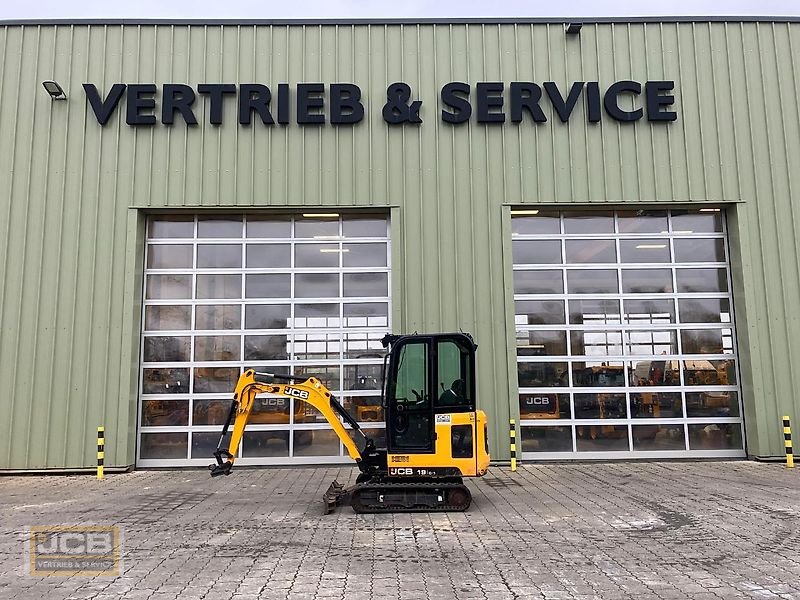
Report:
512,208,745,458
137,213,390,466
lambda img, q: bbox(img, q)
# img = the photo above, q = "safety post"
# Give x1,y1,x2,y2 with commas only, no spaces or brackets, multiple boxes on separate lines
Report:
510,419,517,472
784,416,794,469
97,426,105,480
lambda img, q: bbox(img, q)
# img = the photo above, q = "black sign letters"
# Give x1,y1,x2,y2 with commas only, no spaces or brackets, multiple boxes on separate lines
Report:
83,80,678,126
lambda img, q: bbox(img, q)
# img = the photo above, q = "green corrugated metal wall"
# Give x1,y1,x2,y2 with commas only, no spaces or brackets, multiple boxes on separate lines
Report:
0,21,798,468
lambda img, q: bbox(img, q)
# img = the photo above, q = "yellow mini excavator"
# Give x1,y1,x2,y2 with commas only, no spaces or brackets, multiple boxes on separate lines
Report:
209,333,490,513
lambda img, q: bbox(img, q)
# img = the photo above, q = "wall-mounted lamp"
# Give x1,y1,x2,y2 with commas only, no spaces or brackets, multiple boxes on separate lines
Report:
565,23,583,35
42,80,67,100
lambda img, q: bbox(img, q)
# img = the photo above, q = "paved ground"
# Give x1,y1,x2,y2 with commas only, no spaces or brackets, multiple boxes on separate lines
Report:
1,461,799,599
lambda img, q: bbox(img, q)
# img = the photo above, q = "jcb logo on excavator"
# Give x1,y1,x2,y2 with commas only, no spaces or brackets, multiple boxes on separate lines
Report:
285,387,310,400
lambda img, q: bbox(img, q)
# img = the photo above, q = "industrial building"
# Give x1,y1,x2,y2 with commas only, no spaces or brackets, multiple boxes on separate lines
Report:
0,17,798,470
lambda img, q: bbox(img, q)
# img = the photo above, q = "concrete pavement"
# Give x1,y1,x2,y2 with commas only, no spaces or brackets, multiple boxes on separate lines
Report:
1,461,799,599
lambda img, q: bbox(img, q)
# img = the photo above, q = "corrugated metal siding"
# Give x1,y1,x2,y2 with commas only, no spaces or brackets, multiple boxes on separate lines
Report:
0,22,799,468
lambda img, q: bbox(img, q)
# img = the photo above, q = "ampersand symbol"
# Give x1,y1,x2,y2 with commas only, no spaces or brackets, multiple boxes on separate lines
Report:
382,82,423,124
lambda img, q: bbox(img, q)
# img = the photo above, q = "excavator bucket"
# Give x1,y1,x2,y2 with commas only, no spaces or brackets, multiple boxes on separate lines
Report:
322,480,348,514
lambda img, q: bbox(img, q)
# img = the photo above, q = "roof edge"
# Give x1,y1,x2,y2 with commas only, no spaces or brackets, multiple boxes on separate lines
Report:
1,16,800,26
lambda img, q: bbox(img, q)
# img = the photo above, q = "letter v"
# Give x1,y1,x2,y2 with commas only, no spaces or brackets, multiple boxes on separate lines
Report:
83,84,126,124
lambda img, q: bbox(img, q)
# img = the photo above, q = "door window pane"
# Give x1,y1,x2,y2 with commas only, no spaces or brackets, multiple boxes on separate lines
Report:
197,274,241,299
686,391,739,417
514,270,563,295
245,274,290,298
244,431,290,457
296,243,340,267
142,368,190,394
197,216,242,238
617,210,668,233
623,298,675,324
295,303,340,328
246,244,291,268
149,216,194,239
191,432,226,459
296,273,340,298
246,216,292,238
621,269,673,293
141,400,189,426
566,270,618,294
343,303,389,327
244,335,290,361
563,212,614,234
676,268,728,293
193,399,232,425
521,426,572,452
295,218,339,238
565,239,616,263
193,367,240,393
197,244,241,268
343,243,388,267
633,425,685,450
619,239,670,263
145,305,191,331
626,330,678,355
630,359,681,386
194,336,241,361
143,336,191,362
518,362,568,387
630,393,682,418
571,331,623,357
195,305,241,330
344,273,388,297
575,426,629,451
671,210,723,233
568,299,621,325
140,433,187,459
342,217,387,238
293,429,340,456
688,423,743,450
678,298,731,323
517,330,567,357
519,394,570,419
244,304,291,330
511,210,560,235
571,363,626,387
513,240,561,264
147,275,192,299
574,393,626,419
147,244,193,269
515,300,565,325
681,329,734,354
674,238,725,262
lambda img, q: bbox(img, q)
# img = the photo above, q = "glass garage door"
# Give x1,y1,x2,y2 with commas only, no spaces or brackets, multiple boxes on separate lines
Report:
138,213,390,466
512,208,745,459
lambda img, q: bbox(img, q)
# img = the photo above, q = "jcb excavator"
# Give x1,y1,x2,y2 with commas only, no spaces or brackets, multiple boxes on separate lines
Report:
209,332,490,513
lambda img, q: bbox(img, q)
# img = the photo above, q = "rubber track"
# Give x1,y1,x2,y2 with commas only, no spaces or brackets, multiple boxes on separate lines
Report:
350,480,472,513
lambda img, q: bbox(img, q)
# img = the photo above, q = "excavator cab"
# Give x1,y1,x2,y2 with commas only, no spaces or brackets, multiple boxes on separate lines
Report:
209,332,490,513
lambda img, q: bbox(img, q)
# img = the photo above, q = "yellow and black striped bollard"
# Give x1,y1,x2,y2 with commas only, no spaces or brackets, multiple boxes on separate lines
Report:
784,416,794,469
510,419,517,472
97,426,105,480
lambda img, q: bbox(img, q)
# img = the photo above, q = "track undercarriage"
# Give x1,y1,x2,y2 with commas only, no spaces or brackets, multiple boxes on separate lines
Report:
323,477,472,514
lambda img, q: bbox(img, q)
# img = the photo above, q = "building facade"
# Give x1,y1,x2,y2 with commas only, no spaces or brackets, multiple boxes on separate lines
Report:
1,18,799,469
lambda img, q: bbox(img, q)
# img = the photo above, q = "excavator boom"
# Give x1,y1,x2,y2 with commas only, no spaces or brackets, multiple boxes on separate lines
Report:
210,370,370,477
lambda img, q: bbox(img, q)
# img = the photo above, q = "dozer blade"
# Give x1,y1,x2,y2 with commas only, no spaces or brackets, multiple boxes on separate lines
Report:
322,480,349,514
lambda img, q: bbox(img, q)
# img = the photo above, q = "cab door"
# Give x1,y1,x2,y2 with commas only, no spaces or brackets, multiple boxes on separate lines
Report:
386,337,434,453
